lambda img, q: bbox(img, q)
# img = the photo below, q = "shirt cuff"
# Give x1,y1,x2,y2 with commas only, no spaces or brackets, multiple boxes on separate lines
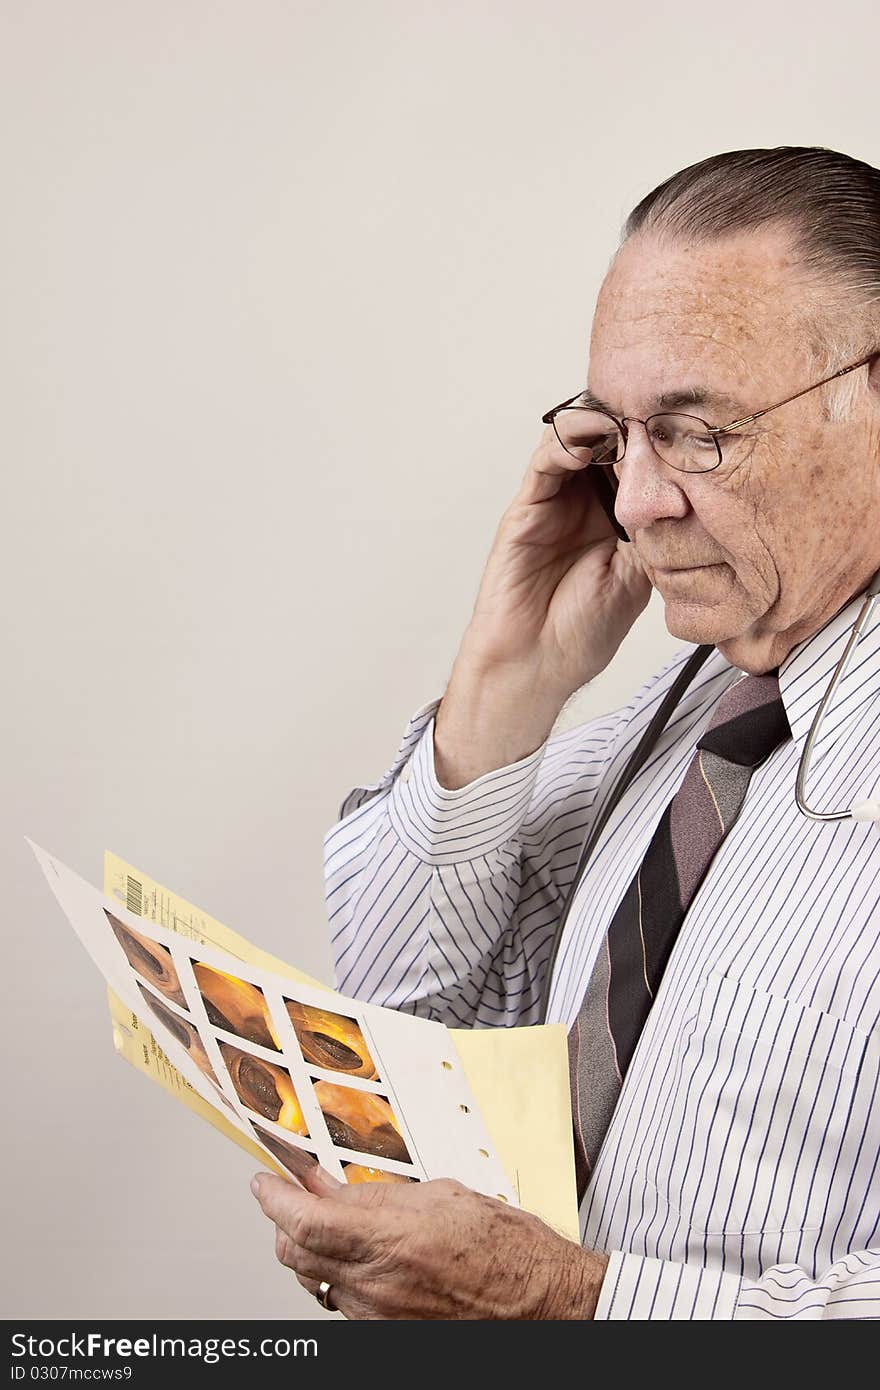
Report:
337,696,444,821
595,1252,743,1320
385,703,550,866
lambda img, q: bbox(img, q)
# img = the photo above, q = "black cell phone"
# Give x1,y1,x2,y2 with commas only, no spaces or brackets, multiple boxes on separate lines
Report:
591,463,630,542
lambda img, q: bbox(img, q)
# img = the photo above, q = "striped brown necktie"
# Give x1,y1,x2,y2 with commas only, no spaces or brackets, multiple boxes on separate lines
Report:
568,669,792,1201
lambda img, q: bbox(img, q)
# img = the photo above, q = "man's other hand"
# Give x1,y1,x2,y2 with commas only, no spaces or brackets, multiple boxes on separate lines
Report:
250,1165,608,1320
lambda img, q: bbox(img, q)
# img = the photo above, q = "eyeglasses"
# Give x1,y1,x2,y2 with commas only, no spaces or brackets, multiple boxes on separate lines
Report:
541,352,876,475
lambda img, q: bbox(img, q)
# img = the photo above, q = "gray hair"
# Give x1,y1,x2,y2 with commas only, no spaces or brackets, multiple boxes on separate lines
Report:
622,146,880,420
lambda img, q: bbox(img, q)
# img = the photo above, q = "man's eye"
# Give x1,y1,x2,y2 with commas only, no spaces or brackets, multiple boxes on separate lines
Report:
649,422,673,445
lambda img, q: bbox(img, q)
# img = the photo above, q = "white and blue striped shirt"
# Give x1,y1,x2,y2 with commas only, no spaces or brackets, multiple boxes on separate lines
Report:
323,588,880,1319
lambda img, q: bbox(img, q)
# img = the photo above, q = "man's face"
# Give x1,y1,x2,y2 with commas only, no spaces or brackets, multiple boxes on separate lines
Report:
588,226,880,672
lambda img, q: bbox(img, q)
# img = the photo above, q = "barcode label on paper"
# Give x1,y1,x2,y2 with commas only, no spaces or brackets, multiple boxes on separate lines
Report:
126,875,143,916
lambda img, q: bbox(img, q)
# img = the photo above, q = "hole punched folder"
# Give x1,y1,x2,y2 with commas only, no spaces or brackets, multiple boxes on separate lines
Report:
29,840,580,1243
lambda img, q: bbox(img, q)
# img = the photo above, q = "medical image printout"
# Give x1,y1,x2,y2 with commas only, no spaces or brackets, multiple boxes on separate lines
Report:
29,840,517,1199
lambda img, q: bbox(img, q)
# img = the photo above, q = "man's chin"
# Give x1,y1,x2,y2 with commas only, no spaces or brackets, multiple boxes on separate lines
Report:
663,600,775,673
661,595,744,649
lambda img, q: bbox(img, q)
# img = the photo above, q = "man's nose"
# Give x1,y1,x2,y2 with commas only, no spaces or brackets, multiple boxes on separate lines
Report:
612,422,691,535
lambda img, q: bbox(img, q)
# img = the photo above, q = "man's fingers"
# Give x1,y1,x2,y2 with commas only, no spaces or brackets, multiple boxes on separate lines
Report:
522,451,590,503
276,1229,362,1316
251,1172,388,1261
301,1162,343,1196
296,1273,354,1317
270,1225,353,1315
272,1224,348,1282
279,1237,349,1285
250,1173,312,1217
297,1274,336,1310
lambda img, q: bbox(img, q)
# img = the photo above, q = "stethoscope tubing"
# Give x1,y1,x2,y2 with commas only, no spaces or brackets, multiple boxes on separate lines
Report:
796,568,880,821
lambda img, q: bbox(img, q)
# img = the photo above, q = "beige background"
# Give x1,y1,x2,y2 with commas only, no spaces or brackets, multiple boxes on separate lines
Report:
2,0,877,1320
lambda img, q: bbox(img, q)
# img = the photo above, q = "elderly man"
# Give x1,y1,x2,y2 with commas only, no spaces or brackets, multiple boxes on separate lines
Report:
251,146,880,1319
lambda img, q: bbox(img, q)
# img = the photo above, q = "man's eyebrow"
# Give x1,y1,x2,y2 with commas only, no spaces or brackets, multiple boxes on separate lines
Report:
578,390,618,414
654,386,745,415
580,385,746,418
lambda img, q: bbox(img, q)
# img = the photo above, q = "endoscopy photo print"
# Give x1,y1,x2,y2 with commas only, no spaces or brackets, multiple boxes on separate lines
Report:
3,0,880,1341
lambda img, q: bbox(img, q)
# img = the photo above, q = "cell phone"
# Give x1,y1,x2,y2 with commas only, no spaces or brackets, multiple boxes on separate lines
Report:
591,463,630,543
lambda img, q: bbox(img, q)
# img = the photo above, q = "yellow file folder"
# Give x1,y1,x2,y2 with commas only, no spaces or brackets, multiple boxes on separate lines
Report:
104,849,579,1244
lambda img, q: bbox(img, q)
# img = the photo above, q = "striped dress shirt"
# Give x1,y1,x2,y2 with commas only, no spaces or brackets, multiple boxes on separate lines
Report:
323,588,880,1319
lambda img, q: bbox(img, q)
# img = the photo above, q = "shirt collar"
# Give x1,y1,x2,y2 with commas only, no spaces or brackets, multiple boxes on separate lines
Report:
777,582,880,759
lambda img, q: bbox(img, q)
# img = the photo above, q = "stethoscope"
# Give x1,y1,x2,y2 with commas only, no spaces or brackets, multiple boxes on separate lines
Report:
537,567,880,1023
797,567,880,822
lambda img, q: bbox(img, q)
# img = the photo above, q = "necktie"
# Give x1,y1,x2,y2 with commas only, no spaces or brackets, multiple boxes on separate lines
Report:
567,669,792,1201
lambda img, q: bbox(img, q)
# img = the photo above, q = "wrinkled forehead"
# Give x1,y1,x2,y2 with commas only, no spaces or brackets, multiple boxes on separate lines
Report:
590,227,821,408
